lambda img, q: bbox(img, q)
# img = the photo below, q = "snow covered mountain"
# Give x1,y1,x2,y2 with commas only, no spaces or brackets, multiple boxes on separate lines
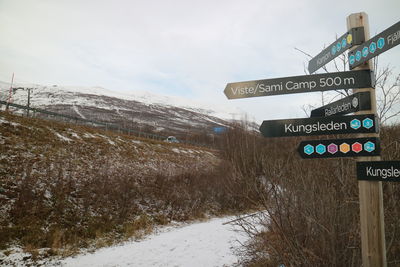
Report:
0,81,248,140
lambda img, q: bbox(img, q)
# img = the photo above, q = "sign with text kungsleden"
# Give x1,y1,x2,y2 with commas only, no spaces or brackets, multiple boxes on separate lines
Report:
357,161,400,182
224,70,373,99
308,27,365,73
298,137,380,159
259,114,377,138
310,91,371,117
349,20,400,69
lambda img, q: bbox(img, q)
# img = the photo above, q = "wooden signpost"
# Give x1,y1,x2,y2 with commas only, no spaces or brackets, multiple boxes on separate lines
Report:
223,12,399,267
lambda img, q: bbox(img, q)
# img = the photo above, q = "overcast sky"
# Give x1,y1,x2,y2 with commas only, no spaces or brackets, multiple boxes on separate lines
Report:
1,0,399,123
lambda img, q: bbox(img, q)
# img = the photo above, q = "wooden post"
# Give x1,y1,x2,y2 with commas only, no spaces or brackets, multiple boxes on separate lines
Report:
347,12,387,267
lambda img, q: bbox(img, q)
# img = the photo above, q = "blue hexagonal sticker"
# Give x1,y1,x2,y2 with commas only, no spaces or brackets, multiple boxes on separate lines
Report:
341,38,347,49
331,45,337,56
304,144,314,155
369,42,377,53
377,37,385,49
355,51,362,61
336,42,341,52
349,54,355,65
316,144,326,155
362,47,369,57
362,118,374,129
350,119,361,130
364,141,375,152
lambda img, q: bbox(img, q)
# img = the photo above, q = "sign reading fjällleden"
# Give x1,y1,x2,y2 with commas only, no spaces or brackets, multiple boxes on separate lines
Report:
349,21,400,69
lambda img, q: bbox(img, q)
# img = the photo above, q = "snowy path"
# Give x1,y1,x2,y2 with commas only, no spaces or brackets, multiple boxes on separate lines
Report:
60,216,249,267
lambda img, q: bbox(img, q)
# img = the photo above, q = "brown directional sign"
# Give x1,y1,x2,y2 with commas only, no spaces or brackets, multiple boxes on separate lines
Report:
298,137,380,159
349,21,400,69
310,91,371,117
308,27,365,73
224,70,373,99
357,161,400,182
260,114,378,138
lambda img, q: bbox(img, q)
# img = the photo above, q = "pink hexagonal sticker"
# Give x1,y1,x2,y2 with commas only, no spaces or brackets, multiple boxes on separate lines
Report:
327,143,338,154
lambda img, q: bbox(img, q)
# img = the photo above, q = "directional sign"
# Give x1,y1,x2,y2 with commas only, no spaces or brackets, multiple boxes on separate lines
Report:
224,70,374,99
308,27,365,73
349,21,400,69
357,161,400,182
310,91,371,117
259,114,378,138
298,137,380,159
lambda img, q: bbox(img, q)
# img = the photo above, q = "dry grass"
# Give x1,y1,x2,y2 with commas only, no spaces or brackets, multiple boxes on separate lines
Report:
0,111,247,258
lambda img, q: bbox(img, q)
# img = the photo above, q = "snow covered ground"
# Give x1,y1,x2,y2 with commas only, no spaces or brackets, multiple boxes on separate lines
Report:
58,216,249,267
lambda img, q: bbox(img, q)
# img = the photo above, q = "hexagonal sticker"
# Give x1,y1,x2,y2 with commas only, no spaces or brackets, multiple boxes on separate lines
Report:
362,118,374,129
350,119,361,130
331,45,337,56
347,34,353,44
316,144,326,155
339,143,350,153
349,54,355,65
355,51,362,61
304,144,314,155
352,142,362,153
341,38,347,49
362,47,369,57
327,143,338,154
336,42,341,52
364,141,375,152
377,37,385,49
369,42,377,53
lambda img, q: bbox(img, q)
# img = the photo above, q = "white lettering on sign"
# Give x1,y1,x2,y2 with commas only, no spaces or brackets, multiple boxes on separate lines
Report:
366,166,400,179
285,81,317,91
387,30,400,45
284,121,347,134
325,102,352,116
316,51,331,65
230,82,283,96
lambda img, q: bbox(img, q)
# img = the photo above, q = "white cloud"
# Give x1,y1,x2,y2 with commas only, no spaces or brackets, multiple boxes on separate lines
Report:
0,0,399,123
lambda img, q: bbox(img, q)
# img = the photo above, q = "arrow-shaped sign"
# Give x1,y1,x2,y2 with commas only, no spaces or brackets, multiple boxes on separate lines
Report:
310,91,371,117
357,161,400,182
260,114,378,138
308,27,365,73
349,20,400,69
224,70,373,100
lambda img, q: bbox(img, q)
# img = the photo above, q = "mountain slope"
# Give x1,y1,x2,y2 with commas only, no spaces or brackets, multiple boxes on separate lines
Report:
0,81,246,141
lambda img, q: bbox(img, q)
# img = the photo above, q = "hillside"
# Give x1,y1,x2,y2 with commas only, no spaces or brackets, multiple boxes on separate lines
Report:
0,111,244,264
0,81,249,142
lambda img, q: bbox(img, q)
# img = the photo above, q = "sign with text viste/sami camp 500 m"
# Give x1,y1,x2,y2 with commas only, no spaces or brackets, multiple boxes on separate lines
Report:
224,69,373,99
349,21,400,69
259,114,378,138
357,161,400,182
310,91,371,117
298,137,380,159
308,27,365,73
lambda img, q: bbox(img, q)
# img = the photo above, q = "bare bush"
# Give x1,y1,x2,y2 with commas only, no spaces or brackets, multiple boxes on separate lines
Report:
220,124,400,266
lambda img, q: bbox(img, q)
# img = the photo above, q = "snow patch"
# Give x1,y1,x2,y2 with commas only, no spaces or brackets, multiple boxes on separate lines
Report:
53,131,73,142
59,216,249,267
